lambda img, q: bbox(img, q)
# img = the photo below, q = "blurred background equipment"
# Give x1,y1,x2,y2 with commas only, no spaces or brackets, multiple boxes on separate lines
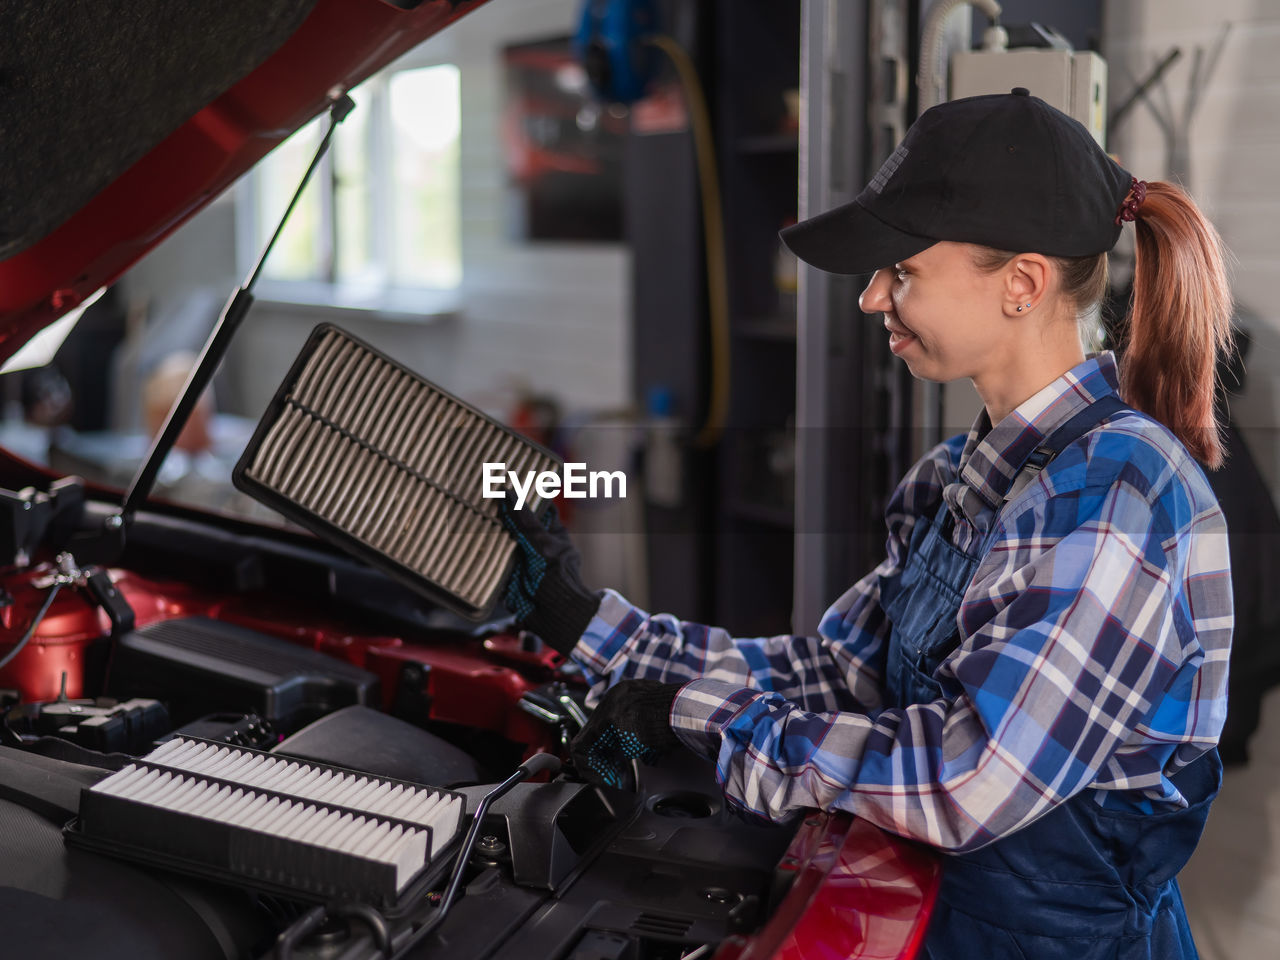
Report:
574,0,661,104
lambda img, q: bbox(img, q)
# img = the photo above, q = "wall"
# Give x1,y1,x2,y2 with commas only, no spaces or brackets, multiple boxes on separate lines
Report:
1104,0,1280,489
1105,5,1280,958
941,0,1280,464
123,0,631,425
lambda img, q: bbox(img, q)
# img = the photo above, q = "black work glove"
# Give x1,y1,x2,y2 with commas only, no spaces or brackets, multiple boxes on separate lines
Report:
498,494,601,657
570,679,684,789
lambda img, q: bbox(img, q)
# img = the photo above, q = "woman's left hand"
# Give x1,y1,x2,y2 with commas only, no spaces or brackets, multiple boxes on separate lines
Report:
570,679,685,788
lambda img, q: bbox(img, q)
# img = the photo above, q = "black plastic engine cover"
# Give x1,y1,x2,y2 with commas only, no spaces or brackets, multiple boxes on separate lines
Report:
0,748,267,959
273,704,481,787
108,616,380,734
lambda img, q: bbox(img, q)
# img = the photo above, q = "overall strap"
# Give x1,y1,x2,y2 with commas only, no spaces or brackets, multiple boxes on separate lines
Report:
1004,394,1131,503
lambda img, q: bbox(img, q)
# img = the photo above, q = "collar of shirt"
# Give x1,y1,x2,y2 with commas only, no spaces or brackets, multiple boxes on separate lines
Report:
946,352,1122,523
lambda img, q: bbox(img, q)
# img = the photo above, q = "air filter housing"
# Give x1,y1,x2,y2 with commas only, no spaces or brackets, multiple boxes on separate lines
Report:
108,616,380,733
69,736,465,906
233,325,561,619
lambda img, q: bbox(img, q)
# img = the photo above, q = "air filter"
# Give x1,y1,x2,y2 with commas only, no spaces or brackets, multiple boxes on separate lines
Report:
68,736,465,906
233,324,561,619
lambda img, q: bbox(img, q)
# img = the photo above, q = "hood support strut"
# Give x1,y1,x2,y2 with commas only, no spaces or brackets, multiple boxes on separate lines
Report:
115,93,356,534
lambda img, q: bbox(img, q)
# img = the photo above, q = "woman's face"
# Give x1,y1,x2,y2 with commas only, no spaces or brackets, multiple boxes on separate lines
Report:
858,241,1009,385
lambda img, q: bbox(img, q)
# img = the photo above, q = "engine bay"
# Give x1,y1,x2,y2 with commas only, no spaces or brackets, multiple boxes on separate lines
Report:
0,485,804,960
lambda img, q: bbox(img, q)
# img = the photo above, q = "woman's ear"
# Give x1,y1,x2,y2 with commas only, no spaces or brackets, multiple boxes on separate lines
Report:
1002,254,1052,318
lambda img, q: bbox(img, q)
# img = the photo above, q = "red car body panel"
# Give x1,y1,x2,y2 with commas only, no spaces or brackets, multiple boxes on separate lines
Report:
721,815,940,960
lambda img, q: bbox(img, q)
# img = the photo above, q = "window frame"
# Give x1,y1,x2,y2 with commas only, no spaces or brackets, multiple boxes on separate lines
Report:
235,55,462,322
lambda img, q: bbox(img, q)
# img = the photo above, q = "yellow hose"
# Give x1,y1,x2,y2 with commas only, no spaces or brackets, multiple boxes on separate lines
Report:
645,34,730,448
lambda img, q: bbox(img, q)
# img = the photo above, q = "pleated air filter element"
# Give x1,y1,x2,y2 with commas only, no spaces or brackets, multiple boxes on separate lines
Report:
69,737,465,906
232,324,561,619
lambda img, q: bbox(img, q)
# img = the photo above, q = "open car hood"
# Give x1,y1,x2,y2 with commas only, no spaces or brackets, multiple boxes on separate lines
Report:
0,0,488,365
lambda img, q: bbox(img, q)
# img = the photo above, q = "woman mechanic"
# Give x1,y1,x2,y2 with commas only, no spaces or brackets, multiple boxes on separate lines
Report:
499,88,1233,958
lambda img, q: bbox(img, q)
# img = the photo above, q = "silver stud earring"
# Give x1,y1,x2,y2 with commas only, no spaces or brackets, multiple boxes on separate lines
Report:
1016,305,1023,312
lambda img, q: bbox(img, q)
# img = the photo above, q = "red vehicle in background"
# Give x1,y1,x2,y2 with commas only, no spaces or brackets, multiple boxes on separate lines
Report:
0,2,938,958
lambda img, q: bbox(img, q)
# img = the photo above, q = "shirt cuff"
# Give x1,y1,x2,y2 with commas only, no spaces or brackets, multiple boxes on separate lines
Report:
571,588,650,681
670,677,763,760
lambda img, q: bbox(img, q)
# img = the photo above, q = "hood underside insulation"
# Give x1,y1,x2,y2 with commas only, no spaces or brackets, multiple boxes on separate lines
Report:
234,324,561,619
0,0,318,259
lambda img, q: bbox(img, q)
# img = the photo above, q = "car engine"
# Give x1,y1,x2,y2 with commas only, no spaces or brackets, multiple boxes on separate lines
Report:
0,483,804,960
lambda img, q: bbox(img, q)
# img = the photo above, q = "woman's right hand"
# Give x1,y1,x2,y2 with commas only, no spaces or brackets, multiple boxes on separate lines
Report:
498,493,601,657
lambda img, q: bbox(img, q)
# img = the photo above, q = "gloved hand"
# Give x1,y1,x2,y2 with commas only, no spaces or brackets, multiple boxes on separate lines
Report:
498,494,601,657
570,679,685,789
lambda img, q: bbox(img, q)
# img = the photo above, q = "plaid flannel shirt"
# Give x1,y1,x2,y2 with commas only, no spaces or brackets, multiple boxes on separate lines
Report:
572,353,1232,852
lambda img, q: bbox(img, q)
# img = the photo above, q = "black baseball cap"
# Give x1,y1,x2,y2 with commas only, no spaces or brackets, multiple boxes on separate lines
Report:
780,87,1135,275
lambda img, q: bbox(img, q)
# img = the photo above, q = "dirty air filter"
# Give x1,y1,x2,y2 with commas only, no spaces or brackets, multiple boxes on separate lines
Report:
233,324,561,620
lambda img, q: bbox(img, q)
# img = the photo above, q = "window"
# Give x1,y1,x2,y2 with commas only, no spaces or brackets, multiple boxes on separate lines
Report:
240,62,461,316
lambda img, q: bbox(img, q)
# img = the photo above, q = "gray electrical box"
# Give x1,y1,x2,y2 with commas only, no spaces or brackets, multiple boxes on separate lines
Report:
951,48,1108,145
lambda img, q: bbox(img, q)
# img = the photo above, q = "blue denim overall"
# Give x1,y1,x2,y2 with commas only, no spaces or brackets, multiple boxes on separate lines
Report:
879,396,1221,959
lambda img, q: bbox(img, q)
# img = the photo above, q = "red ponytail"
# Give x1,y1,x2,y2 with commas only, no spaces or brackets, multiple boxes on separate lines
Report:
1119,181,1233,469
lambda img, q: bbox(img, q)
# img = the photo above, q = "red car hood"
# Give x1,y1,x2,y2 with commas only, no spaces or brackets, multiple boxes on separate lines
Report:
0,0,488,365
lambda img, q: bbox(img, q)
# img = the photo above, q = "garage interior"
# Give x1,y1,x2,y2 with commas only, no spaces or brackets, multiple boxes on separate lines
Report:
2,1,1278,956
